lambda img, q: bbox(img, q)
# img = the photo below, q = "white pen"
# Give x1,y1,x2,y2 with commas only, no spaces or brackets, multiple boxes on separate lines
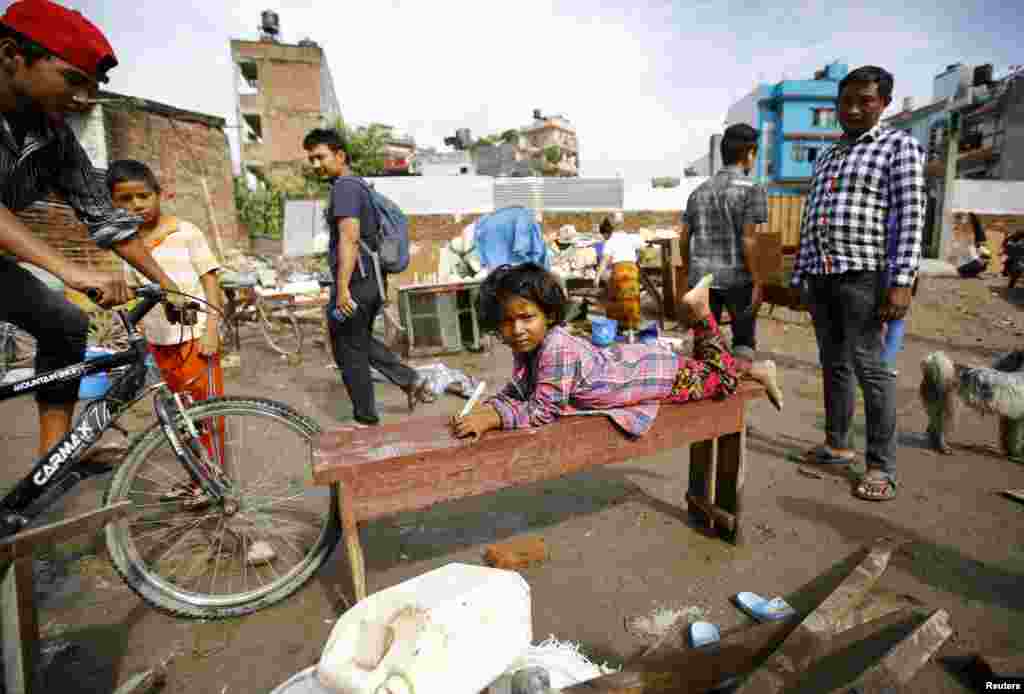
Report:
459,381,486,419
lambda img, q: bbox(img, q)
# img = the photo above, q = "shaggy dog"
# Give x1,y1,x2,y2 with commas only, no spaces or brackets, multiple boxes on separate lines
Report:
920,350,1024,459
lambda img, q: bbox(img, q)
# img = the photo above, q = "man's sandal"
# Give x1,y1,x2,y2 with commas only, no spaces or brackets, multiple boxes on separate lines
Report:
854,471,898,501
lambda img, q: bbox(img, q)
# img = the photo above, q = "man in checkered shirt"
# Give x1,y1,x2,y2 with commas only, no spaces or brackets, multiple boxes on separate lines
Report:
791,65,926,502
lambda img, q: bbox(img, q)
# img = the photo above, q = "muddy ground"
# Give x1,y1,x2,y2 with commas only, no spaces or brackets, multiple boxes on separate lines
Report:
1,273,1022,693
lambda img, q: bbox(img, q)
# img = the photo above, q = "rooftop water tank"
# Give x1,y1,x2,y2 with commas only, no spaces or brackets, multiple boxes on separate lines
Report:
260,10,280,38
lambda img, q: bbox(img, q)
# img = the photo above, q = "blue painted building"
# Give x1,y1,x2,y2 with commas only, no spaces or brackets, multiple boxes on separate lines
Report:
754,62,848,186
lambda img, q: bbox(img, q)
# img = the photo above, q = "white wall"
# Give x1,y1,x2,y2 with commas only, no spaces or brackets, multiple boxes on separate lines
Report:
624,178,709,212
364,175,494,214
950,179,1024,215
297,176,713,216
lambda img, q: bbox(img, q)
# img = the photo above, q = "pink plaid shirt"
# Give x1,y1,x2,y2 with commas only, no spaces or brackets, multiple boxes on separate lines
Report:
487,326,681,436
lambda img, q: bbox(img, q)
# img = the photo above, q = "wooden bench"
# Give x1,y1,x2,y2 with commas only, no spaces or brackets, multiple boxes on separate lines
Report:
0,502,132,694
313,381,765,601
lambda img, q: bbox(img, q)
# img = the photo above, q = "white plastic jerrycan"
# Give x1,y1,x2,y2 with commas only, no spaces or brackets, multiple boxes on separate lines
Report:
316,563,532,694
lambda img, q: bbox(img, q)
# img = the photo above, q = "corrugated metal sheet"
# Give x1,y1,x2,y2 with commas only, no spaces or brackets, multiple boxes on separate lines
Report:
541,178,623,210
493,178,544,210
494,178,623,210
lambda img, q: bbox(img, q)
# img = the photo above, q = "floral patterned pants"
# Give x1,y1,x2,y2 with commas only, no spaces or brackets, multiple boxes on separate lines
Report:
664,314,738,403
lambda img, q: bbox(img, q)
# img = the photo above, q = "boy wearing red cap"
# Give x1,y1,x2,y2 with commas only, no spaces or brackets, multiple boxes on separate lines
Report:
0,0,182,465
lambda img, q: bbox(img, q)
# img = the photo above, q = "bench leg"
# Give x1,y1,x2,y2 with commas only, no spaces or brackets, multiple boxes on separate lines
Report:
3,557,38,694
334,482,367,604
715,429,746,546
705,438,718,531
687,429,746,544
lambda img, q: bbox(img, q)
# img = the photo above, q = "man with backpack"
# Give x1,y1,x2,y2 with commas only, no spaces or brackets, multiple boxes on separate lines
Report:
304,128,429,426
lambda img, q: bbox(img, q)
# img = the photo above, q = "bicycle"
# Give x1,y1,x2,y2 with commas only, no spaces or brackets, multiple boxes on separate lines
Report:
0,285,339,619
0,321,36,381
220,280,304,358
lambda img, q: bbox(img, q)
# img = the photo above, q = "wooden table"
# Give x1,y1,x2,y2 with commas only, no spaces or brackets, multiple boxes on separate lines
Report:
397,280,484,358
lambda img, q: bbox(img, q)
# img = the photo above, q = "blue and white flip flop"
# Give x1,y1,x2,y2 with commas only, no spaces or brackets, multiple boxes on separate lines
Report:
688,621,721,648
734,592,796,622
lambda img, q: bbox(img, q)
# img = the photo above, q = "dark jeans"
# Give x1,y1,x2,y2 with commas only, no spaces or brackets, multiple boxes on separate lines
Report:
327,267,416,424
0,257,88,404
709,284,757,355
805,271,896,476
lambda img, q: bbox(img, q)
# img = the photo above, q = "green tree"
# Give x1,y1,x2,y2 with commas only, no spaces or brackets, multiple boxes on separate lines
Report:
544,144,562,165
327,117,389,177
500,129,520,144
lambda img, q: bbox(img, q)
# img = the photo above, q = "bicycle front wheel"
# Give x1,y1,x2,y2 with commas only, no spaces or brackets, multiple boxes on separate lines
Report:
104,397,339,619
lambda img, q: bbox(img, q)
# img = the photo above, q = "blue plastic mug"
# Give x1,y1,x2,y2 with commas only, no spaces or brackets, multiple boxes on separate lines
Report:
591,317,618,347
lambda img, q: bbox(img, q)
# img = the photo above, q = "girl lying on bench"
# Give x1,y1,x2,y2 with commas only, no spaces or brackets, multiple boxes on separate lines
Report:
450,263,782,441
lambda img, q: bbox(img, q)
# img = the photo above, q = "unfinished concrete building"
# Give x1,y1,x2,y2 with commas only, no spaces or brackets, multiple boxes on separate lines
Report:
231,11,342,181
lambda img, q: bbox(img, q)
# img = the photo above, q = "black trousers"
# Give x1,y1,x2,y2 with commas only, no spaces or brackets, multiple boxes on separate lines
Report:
327,266,416,423
805,271,896,476
709,283,757,354
0,257,88,404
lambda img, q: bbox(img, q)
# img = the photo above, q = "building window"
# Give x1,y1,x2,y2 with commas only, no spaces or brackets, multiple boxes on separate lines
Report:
807,146,819,163
812,108,837,128
792,144,806,162
459,166,469,174
238,61,259,93
242,113,263,144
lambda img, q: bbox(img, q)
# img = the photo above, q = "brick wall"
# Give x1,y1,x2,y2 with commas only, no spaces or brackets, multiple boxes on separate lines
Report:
104,105,244,257
15,105,242,280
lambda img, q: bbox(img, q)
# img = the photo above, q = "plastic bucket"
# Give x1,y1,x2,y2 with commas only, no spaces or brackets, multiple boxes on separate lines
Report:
78,348,115,400
591,317,618,347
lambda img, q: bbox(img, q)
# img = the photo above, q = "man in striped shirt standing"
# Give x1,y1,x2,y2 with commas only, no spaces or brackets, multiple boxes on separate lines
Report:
791,65,926,501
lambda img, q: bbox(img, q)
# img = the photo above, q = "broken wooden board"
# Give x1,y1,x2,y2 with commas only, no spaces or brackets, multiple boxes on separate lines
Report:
111,664,168,694
731,536,904,694
562,589,920,693
1,502,133,694
822,609,952,693
971,651,1024,683
0,501,132,563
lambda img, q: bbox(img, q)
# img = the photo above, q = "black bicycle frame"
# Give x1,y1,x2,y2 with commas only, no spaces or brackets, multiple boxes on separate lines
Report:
0,292,163,531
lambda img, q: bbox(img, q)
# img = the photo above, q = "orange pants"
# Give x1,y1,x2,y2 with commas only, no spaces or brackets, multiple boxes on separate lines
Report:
150,340,225,464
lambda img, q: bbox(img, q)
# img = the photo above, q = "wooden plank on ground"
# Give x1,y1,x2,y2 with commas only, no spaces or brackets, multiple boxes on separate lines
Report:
731,536,904,694
2,558,38,694
313,383,764,522
0,501,133,564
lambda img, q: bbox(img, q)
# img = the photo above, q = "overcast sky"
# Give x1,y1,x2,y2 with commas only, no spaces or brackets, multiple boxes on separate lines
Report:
46,0,1023,180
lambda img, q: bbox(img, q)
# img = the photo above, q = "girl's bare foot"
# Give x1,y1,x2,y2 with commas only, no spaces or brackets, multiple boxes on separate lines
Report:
681,274,713,322
747,360,784,411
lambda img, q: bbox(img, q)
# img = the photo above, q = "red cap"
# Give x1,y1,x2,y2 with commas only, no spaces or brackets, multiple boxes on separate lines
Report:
1,0,117,83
